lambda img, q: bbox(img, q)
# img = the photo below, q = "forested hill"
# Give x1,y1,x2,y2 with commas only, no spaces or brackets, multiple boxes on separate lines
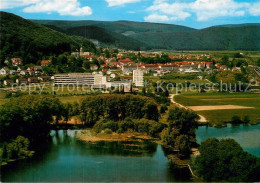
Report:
35,19,260,51
129,25,260,50
0,11,96,65
32,20,196,34
65,25,148,50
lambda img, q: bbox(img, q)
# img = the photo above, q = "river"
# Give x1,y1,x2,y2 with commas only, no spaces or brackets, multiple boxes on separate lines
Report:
1,130,190,182
2,124,260,182
196,124,260,157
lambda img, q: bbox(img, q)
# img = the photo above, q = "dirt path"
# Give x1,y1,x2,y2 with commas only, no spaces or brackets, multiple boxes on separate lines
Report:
188,105,254,111
169,94,208,123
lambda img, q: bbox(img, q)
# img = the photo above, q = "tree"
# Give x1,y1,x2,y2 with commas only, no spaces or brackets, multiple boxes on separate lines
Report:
0,95,63,143
231,115,242,124
113,49,119,54
234,52,243,58
221,56,229,66
104,49,111,58
168,107,199,137
175,135,190,157
195,138,260,182
142,87,146,95
164,107,199,156
83,61,91,70
257,58,260,67
93,58,100,69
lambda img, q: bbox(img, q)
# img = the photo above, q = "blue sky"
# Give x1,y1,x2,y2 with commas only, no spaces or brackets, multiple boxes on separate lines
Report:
1,0,260,28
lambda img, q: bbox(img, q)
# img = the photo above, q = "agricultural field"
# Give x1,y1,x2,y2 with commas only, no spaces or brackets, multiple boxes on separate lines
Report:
175,92,260,125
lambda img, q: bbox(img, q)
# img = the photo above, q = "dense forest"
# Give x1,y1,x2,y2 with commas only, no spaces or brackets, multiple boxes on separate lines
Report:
34,18,260,51
64,25,147,50
0,11,96,65
129,25,260,50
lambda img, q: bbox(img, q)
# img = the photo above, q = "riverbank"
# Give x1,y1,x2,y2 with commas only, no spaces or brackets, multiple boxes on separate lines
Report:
1,153,34,167
76,129,158,143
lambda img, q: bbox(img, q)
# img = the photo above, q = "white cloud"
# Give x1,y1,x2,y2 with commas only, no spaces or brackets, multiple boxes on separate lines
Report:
0,0,38,9
145,0,260,22
106,0,141,7
144,14,171,22
249,2,260,16
0,0,92,16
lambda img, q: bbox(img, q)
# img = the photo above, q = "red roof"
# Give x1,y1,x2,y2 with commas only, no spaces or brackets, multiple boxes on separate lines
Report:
41,60,51,66
11,58,22,64
84,55,93,59
118,58,134,63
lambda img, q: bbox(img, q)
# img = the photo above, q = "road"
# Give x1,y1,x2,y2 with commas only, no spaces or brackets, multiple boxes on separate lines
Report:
169,94,208,123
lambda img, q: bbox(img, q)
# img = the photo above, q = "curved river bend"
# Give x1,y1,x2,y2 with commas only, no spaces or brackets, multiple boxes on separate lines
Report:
2,124,260,182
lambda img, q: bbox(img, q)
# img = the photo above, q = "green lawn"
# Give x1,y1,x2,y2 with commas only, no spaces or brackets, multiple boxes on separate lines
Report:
58,96,87,104
175,92,260,124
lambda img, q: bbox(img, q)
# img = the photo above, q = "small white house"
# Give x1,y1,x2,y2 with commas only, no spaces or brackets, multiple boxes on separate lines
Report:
0,67,9,75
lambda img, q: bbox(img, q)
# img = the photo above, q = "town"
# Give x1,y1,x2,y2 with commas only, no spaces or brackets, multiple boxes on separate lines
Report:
2,48,259,93
1,8,260,183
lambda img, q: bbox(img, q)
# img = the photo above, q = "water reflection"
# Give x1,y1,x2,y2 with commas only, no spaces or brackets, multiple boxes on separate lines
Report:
196,124,260,157
1,130,191,182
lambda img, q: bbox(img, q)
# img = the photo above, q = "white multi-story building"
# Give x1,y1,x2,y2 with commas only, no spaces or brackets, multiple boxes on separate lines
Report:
133,69,144,87
54,73,95,86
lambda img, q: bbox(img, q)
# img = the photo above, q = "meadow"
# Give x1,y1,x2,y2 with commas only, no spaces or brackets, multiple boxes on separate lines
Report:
175,92,260,125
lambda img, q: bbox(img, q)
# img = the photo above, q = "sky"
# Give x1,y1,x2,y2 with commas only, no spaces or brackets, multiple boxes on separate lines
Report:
0,0,260,29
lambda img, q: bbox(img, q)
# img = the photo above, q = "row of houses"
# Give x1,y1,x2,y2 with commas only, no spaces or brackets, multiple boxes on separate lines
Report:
0,66,44,76
2,76,52,86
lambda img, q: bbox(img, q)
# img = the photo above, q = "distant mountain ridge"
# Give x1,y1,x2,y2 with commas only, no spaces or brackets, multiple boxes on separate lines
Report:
34,19,260,51
1,11,259,52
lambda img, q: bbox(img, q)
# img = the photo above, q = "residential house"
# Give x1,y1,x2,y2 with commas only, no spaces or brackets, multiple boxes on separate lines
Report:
140,64,158,73
11,58,22,66
28,77,39,83
9,70,17,75
33,66,42,75
158,63,178,71
41,60,52,66
118,58,134,66
38,76,51,82
17,78,28,85
20,70,29,76
4,79,15,86
90,64,98,70
122,64,137,74
0,67,9,75
84,55,93,62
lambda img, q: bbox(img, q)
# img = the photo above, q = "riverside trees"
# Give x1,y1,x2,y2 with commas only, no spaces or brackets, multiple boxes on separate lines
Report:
0,95,63,164
80,94,159,126
0,95,63,143
194,138,260,182
162,107,199,157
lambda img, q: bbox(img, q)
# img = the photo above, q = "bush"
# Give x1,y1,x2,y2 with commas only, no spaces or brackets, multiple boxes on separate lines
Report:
175,135,191,157
93,118,164,137
231,115,242,124
93,120,118,133
118,118,135,132
134,119,164,137
160,105,168,113
2,136,33,161
243,116,250,124
103,129,113,134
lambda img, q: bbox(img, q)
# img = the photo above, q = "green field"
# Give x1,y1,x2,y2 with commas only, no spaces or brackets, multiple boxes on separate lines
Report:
175,92,260,125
